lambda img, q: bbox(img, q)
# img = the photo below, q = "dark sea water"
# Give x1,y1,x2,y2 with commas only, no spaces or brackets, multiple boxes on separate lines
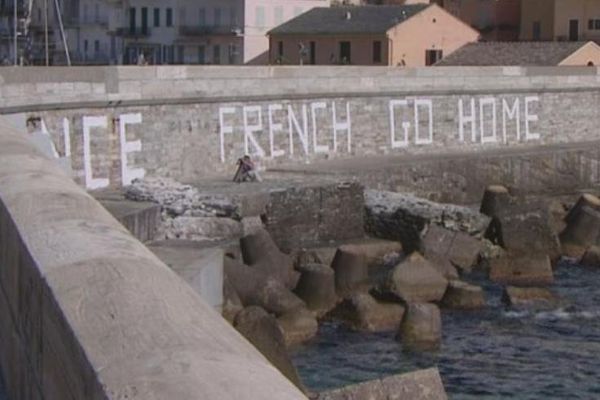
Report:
291,260,600,399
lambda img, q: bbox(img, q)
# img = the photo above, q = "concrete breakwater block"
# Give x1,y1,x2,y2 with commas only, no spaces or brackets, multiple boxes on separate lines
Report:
489,254,554,286
502,286,561,310
164,216,243,242
277,308,319,347
330,292,405,333
315,368,447,400
384,253,448,303
265,181,365,251
480,185,561,260
294,238,402,271
422,225,483,274
365,189,490,253
560,194,600,258
331,245,369,296
397,303,442,351
240,228,299,289
97,195,161,243
147,241,224,310
224,257,305,317
294,263,338,316
441,280,485,310
580,245,600,268
233,306,306,392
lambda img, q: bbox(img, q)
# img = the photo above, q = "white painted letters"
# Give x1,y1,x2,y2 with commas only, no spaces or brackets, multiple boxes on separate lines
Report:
414,99,434,145
502,98,520,143
479,97,497,144
525,96,540,141
389,99,410,148
242,105,266,157
311,102,329,154
119,113,145,186
332,101,352,153
458,98,476,142
268,104,285,158
82,115,109,190
219,107,235,163
288,104,309,156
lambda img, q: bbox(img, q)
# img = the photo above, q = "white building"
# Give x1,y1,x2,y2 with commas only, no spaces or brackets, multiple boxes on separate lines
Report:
7,0,329,65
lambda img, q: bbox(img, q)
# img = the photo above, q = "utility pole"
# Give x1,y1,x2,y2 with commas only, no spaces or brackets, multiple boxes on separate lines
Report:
44,0,48,65
13,0,17,65
53,0,70,65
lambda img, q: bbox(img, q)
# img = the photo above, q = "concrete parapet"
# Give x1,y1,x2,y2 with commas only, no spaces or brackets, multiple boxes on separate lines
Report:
0,118,306,399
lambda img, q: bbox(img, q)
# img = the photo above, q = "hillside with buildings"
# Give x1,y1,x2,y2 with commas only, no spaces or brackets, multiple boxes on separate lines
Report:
1,0,600,66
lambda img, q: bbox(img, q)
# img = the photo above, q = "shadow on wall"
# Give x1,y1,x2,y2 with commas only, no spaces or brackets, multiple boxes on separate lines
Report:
246,50,269,65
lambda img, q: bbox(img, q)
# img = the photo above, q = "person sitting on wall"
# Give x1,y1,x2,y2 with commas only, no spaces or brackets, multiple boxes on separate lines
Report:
233,155,262,183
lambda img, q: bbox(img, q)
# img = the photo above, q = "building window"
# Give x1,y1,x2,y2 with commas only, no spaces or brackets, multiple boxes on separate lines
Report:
532,21,541,40
373,40,382,63
94,40,100,54
129,7,136,34
569,19,579,41
255,6,265,28
199,8,206,26
310,41,316,65
228,44,238,64
339,41,351,64
213,45,221,64
277,41,283,58
274,6,283,25
84,39,88,55
166,8,173,27
589,19,594,30
141,7,148,35
198,46,206,64
425,49,443,66
214,8,221,27
230,7,237,26
177,46,184,63
595,20,600,30
154,8,160,27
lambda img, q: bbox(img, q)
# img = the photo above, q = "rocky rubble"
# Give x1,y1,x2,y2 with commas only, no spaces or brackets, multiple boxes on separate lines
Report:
365,190,491,252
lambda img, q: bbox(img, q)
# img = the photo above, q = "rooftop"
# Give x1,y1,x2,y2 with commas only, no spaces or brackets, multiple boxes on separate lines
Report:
268,4,430,35
435,41,596,66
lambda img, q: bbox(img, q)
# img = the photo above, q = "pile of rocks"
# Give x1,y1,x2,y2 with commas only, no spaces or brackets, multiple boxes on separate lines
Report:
125,177,263,241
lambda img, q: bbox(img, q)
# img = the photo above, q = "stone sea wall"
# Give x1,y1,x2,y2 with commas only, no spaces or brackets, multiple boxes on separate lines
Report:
0,66,599,191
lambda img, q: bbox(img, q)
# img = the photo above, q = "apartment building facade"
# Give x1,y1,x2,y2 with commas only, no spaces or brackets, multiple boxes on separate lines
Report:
268,4,479,66
434,0,521,41
520,0,600,42
1,0,329,65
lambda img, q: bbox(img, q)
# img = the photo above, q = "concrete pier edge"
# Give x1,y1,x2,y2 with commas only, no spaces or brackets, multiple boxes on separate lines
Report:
0,117,307,399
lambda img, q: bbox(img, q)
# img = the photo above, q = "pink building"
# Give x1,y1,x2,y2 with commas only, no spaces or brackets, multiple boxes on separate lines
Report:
268,4,479,66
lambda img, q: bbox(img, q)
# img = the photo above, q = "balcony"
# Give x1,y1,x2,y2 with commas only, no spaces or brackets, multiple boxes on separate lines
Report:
179,25,243,37
0,2,27,17
115,27,151,38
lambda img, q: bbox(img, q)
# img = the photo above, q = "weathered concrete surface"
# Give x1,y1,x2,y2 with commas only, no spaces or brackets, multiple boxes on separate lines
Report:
95,191,161,243
273,141,600,205
147,240,225,310
0,118,307,400
316,368,447,400
365,190,490,252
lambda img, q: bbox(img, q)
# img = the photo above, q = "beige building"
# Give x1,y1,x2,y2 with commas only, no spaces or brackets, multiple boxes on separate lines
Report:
521,0,600,41
436,41,600,66
268,4,479,66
